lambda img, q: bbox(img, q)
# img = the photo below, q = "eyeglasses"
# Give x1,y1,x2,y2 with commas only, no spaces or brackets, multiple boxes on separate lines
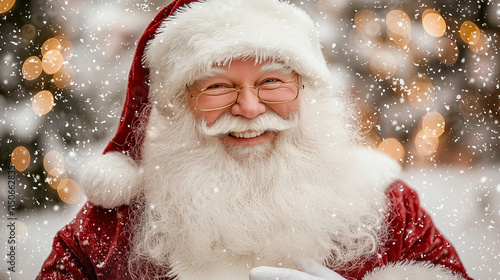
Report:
188,78,303,112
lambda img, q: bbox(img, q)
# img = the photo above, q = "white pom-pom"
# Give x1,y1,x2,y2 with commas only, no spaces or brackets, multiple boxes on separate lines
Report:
80,151,143,208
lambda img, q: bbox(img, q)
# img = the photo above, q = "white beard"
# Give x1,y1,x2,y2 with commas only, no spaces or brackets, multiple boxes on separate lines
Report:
128,94,390,280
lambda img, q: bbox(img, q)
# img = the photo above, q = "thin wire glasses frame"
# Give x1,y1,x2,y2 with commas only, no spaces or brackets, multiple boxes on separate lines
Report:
188,75,304,112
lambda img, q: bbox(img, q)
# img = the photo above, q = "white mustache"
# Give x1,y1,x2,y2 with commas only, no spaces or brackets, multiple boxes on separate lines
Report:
199,112,298,137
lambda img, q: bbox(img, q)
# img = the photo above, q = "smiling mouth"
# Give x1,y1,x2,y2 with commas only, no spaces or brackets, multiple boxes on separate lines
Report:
229,130,266,139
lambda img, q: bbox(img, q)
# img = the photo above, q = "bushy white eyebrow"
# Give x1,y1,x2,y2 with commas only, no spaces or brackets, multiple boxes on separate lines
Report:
190,67,228,86
259,62,294,76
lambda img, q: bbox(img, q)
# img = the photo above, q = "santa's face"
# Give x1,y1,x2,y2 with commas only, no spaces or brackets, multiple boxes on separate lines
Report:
187,59,300,153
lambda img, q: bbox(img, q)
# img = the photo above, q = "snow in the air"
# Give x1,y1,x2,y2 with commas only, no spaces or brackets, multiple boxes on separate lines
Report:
1,0,499,279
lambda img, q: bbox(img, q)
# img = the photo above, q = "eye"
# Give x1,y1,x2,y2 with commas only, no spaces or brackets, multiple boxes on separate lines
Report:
206,83,229,90
261,78,282,84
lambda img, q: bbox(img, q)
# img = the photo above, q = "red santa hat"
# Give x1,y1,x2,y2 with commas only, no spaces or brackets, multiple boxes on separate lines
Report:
81,0,337,208
102,0,197,160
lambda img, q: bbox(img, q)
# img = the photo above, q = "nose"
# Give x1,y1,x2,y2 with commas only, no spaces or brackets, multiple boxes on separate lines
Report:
230,87,266,119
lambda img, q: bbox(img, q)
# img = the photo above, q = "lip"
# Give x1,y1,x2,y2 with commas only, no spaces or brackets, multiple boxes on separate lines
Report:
221,130,277,146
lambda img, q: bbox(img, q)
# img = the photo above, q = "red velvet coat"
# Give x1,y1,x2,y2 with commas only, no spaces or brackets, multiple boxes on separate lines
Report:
37,181,472,280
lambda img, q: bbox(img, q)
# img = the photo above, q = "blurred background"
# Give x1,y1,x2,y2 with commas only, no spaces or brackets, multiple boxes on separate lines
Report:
1,0,499,279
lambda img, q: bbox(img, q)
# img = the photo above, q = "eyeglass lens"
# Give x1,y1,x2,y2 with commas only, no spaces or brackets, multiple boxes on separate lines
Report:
197,84,298,111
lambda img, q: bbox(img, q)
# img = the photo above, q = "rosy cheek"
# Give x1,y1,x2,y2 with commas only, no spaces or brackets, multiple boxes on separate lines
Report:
190,99,216,124
270,101,300,119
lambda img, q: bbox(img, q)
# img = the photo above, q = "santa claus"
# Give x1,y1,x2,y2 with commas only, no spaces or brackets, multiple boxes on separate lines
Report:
38,0,472,279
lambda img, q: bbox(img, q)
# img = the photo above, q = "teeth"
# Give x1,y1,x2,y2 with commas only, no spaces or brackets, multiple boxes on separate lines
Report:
230,130,265,139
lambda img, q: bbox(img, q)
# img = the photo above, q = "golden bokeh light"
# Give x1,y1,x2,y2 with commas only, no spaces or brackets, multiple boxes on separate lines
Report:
435,37,459,66
460,21,480,45
58,179,81,204
415,129,439,156
11,146,30,172
407,74,435,110
53,64,75,88
32,90,54,115
422,111,445,137
43,150,65,177
46,171,68,190
41,38,62,56
0,0,16,13
377,138,405,162
469,30,489,55
422,9,437,19
386,10,411,36
370,51,397,79
55,36,73,59
422,9,446,37
354,10,380,36
22,56,42,81
42,49,64,75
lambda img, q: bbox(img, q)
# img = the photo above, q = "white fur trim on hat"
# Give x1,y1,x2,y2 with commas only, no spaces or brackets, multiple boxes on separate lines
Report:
363,261,466,280
80,151,143,208
145,0,331,108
